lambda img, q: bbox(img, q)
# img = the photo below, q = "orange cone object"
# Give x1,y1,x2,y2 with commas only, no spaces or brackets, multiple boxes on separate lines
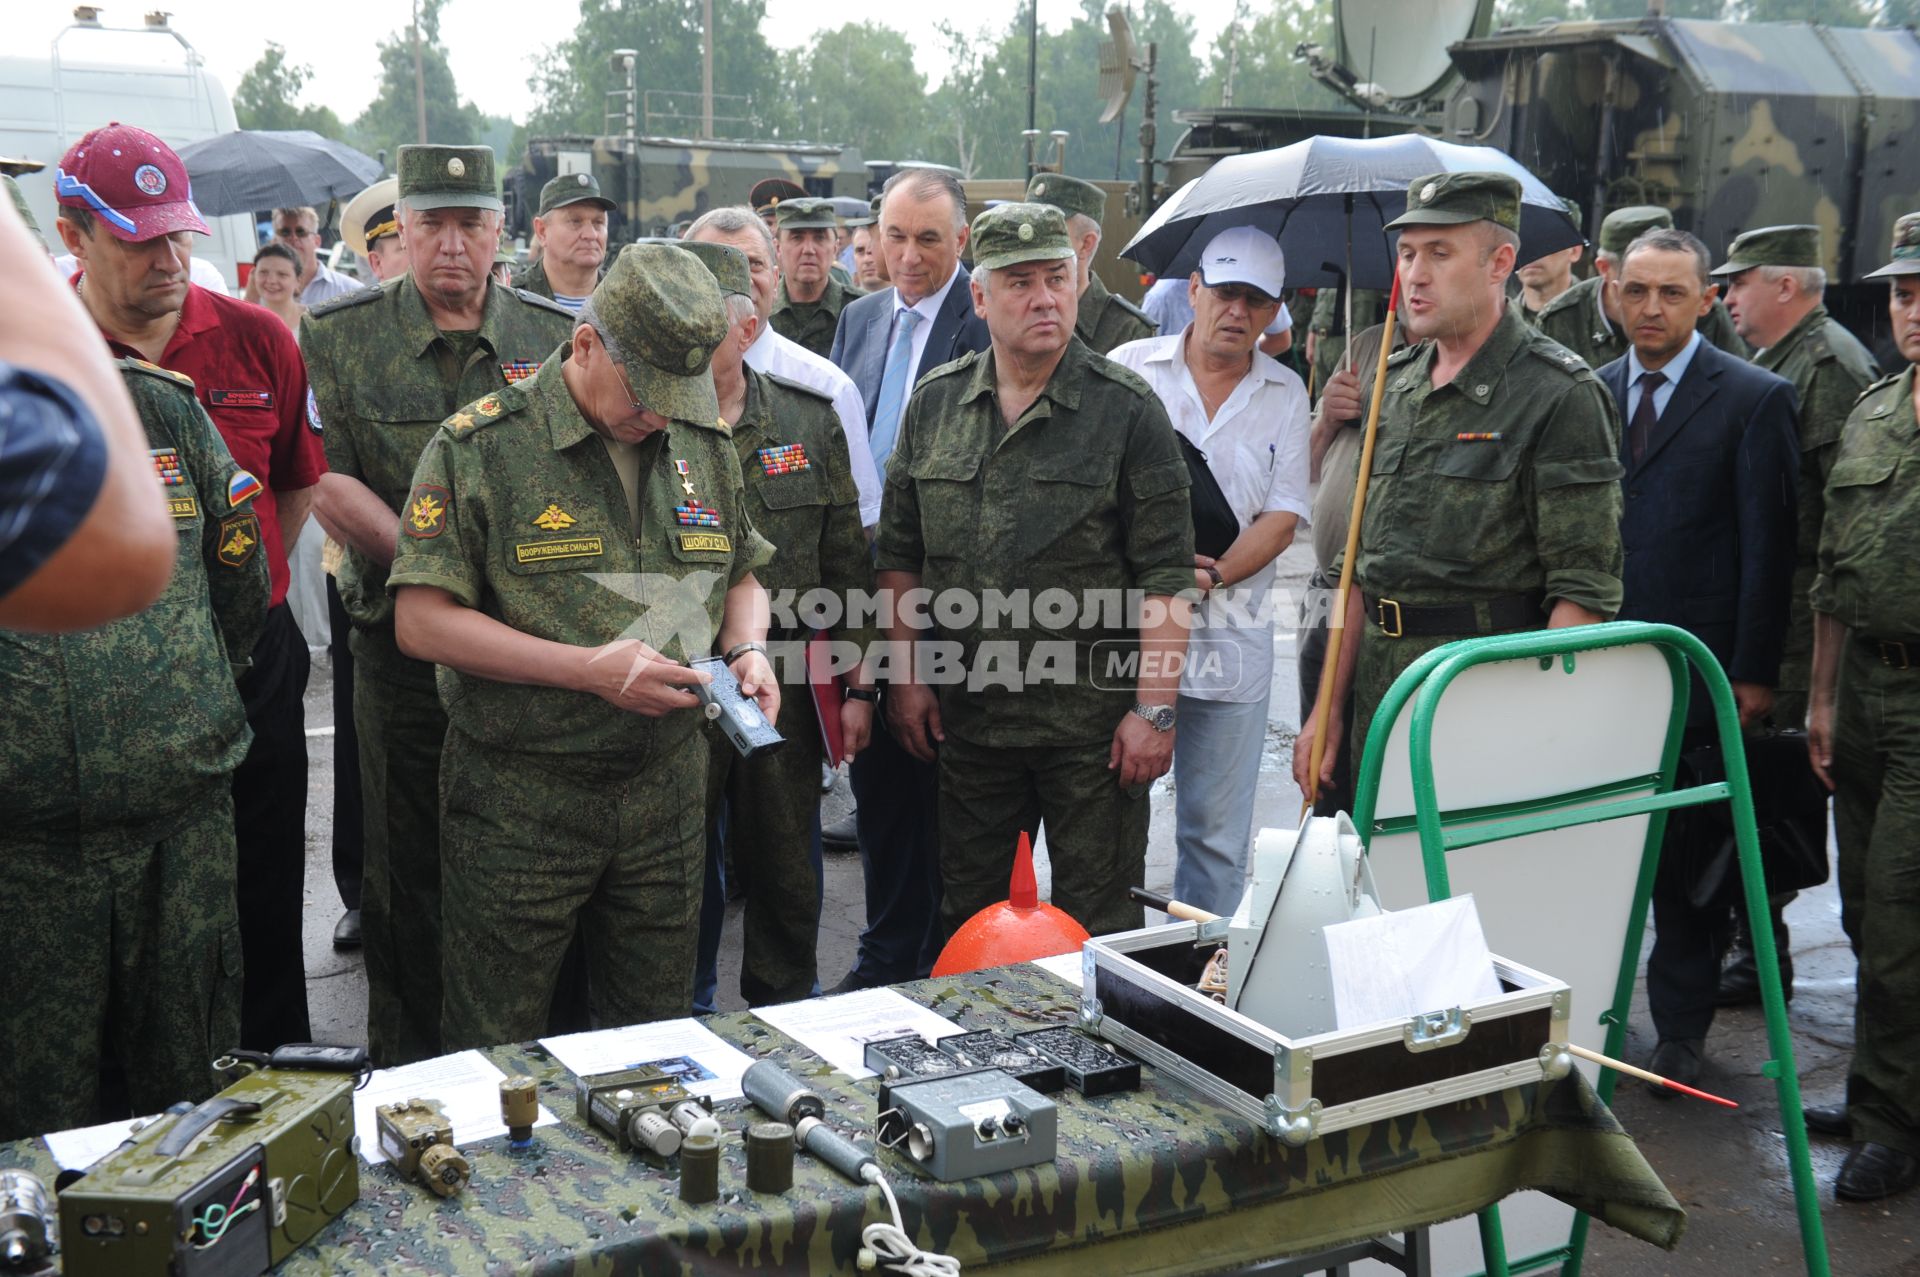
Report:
931,831,1091,976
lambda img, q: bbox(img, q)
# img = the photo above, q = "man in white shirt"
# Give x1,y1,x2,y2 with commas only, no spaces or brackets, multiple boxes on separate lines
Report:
685,206,881,528
1143,274,1293,358
1109,226,1312,917
273,205,361,307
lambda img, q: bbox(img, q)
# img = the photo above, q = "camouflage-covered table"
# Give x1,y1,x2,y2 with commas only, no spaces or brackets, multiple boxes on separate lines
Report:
5,965,1684,1275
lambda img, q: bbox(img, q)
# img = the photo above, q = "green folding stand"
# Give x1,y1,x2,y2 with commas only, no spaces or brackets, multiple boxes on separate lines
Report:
1348,621,1830,1277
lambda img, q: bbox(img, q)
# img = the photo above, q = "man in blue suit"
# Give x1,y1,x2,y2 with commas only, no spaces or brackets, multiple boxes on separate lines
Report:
1599,227,1800,1092
827,168,991,989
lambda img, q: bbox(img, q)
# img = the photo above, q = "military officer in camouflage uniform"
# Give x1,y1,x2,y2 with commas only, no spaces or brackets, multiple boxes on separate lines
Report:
878,203,1195,941
681,239,875,1007
303,144,575,1065
1024,172,1155,356
390,244,776,1046
1710,224,1880,1007
0,358,268,1140
511,172,615,312
1294,173,1625,791
1804,212,1920,1203
1536,205,1746,369
1308,285,1385,394
769,197,864,358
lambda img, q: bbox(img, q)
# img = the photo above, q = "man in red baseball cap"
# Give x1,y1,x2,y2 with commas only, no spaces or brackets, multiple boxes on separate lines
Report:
56,121,326,1052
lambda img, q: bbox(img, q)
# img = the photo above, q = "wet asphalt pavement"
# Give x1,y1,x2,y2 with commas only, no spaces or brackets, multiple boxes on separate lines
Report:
292,534,1919,1274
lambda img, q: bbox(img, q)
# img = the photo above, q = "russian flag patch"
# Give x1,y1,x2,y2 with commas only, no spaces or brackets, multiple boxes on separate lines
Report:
228,470,263,507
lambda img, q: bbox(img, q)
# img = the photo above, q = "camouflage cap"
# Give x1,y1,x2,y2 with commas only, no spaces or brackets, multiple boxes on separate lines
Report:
1599,205,1672,255
1024,173,1106,225
537,170,615,217
1865,212,1920,279
1710,224,1821,276
397,144,500,212
4,174,40,242
677,238,752,299
1385,172,1521,233
969,202,1076,272
749,177,806,215
588,243,727,423
774,197,838,232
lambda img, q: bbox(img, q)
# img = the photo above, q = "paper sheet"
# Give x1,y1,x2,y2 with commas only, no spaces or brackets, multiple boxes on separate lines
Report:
1323,894,1505,1030
43,1114,160,1171
541,1018,754,1101
1029,952,1085,988
353,1049,559,1165
752,987,961,1078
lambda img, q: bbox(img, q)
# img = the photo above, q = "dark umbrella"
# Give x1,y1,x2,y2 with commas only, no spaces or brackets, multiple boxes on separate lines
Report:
1121,134,1582,289
175,130,383,217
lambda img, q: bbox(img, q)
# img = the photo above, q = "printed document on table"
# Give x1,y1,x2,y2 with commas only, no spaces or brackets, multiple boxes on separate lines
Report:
1324,894,1505,1030
542,1018,754,1101
354,1049,559,1164
1029,951,1085,988
753,988,962,1078
44,1114,160,1171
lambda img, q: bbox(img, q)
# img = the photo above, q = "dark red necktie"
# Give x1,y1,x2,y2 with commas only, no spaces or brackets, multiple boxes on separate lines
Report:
1630,370,1666,466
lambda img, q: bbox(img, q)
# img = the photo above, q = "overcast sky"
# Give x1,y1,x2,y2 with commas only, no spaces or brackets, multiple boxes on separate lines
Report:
17,1,1235,126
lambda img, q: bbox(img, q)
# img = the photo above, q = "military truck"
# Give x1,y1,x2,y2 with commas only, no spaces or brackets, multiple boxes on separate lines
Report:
505,134,866,244
1165,0,1920,347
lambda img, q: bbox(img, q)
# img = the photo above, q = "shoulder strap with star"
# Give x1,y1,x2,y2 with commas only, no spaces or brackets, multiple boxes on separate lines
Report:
306,283,385,321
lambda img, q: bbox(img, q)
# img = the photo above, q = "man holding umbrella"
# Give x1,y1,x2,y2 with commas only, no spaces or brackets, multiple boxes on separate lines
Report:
1294,173,1625,789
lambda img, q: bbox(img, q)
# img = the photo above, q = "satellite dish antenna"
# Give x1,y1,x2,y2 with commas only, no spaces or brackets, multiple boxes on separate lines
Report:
1334,0,1491,104
1098,6,1138,126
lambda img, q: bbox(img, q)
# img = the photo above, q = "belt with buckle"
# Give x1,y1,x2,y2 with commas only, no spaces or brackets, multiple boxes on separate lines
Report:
1859,636,1920,669
1365,592,1545,639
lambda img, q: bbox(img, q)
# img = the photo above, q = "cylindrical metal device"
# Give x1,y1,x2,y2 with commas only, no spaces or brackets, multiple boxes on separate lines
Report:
678,1133,720,1205
0,1170,55,1271
744,1121,795,1193
499,1076,539,1147
627,1110,682,1158
416,1143,471,1198
741,1060,824,1125
669,1100,721,1141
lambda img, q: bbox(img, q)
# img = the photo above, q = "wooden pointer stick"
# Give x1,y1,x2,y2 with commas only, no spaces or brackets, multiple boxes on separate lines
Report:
1565,1042,1739,1109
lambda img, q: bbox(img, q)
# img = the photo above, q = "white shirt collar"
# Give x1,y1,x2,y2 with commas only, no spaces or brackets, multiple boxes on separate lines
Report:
1626,328,1701,387
897,266,959,322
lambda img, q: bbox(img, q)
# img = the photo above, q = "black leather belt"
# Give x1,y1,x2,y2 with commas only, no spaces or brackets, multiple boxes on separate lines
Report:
1858,636,1920,669
1365,592,1545,639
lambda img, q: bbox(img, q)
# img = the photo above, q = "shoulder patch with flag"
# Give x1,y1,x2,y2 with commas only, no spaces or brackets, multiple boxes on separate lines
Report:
306,387,323,434
227,469,263,507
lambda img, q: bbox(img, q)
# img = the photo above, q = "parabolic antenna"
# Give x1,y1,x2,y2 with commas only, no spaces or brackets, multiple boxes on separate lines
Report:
1335,0,1492,104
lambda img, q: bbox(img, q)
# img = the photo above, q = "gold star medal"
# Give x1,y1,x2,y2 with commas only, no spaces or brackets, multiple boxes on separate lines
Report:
675,458,695,497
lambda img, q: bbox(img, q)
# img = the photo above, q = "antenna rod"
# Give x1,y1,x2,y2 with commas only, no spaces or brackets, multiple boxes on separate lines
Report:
1026,0,1040,180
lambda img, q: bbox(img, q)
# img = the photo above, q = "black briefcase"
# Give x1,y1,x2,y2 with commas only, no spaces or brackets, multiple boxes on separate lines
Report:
1677,729,1831,911
1176,432,1240,561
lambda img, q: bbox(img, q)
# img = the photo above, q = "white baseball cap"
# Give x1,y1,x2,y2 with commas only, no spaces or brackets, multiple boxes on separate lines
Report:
1197,225,1286,299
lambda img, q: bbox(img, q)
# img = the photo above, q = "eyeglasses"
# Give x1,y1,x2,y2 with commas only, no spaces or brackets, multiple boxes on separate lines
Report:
276,226,318,240
1209,282,1280,309
613,360,648,414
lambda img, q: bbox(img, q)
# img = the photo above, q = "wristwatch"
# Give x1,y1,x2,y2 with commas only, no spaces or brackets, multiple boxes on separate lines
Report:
1204,564,1225,591
1130,702,1176,732
844,688,879,703
722,641,768,665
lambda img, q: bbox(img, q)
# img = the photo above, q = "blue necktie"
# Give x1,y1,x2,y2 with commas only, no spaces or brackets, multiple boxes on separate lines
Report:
869,307,924,470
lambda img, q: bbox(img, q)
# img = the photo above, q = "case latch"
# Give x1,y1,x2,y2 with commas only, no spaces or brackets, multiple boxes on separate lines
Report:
1402,1007,1472,1053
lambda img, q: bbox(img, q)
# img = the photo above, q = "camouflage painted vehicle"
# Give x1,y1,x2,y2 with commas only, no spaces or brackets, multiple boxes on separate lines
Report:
506,134,866,244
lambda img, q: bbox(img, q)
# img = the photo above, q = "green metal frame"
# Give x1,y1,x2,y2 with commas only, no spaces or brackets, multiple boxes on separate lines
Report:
1348,621,1829,1277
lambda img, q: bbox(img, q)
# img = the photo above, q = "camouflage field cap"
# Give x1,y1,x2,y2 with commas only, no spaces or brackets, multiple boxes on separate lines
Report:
1025,172,1106,224
590,243,727,423
773,197,838,232
970,202,1075,272
537,170,616,217
1599,205,1672,255
1710,224,1821,276
397,144,500,212
1865,212,1920,279
1385,172,1521,233
677,238,752,299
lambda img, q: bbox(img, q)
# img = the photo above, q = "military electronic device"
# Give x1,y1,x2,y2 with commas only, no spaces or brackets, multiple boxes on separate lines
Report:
575,1067,690,1157
57,1050,362,1277
498,1077,538,1148
0,1170,55,1272
666,1098,720,1141
862,1033,965,1082
739,1060,876,1185
1015,1026,1141,1097
375,1099,470,1198
936,1030,1068,1094
692,656,784,759
876,1069,1058,1181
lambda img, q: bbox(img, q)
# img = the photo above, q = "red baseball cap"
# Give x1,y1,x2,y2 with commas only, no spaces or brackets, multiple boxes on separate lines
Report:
56,122,209,242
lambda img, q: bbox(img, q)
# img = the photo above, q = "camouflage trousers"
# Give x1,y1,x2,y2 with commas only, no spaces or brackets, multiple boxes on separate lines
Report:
439,729,707,1050
1831,639,1920,1159
0,791,241,1142
352,647,447,1067
936,732,1148,943
703,668,825,1006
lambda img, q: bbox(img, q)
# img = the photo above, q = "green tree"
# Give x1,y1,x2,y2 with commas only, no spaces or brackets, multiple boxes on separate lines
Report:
1202,0,1343,115
1881,0,1920,23
779,23,927,157
349,0,489,162
233,43,345,138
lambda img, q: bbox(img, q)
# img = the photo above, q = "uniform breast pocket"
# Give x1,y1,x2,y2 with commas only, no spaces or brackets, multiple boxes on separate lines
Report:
1822,453,1904,573
1025,450,1119,563
757,466,828,511
1421,441,1523,563
907,451,984,562
351,387,453,493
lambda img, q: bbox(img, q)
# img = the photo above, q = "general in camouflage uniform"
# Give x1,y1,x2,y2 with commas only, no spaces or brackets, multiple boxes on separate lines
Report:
1806,212,1920,1203
877,203,1195,941
1709,224,1880,1008
1536,205,1746,370
1024,172,1156,356
683,239,875,1007
389,244,774,1047
1298,174,1624,784
301,144,575,1065
768,198,863,358
510,171,614,309
0,359,268,1140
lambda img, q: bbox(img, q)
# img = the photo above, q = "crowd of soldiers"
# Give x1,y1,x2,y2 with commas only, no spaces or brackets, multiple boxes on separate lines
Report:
3,116,1918,1211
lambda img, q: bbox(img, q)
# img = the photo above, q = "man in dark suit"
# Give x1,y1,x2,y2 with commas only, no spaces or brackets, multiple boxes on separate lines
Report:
1599,227,1800,1091
826,168,991,990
